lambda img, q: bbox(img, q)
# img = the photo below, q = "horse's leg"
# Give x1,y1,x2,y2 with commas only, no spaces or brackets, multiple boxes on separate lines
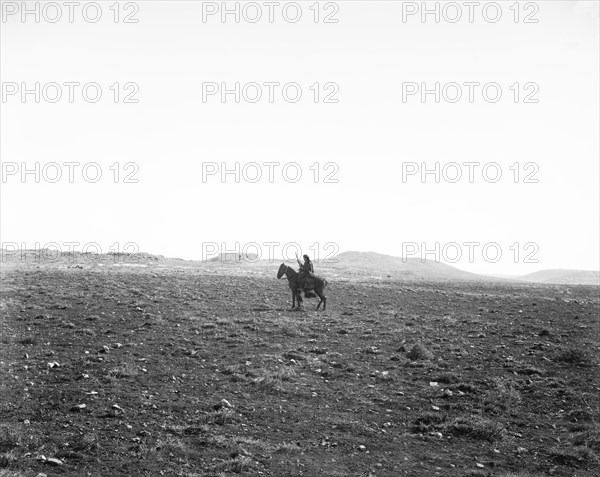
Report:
313,286,321,310
291,290,296,308
317,288,326,311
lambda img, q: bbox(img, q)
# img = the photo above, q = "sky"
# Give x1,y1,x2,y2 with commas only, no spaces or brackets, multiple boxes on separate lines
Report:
1,0,599,276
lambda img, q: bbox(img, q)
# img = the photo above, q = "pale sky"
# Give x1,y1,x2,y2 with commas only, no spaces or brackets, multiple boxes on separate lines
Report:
1,1,599,276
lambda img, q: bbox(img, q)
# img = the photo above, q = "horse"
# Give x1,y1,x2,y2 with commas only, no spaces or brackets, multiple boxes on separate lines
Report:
277,263,327,311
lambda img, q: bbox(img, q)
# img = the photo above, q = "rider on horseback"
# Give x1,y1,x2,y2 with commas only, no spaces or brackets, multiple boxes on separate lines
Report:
297,254,315,291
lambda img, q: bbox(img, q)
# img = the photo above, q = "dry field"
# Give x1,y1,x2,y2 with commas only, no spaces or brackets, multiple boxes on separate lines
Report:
1,262,599,476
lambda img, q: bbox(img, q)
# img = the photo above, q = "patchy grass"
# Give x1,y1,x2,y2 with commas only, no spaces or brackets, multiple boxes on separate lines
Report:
209,455,256,474
434,372,461,384
1,267,598,476
549,445,599,467
482,378,522,414
411,413,505,443
0,449,19,468
411,412,447,433
0,470,30,477
554,348,593,366
107,361,139,378
445,416,505,442
16,337,36,346
571,424,600,452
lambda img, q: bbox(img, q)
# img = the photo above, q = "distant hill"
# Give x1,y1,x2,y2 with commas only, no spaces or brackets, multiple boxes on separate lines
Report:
519,269,599,286
4,248,597,285
322,251,494,281
207,253,259,263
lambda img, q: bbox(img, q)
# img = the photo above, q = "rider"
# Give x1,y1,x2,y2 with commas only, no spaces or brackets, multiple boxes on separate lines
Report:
297,254,315,290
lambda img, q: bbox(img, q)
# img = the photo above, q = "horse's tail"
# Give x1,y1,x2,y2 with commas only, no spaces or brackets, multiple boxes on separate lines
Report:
323,279,328,289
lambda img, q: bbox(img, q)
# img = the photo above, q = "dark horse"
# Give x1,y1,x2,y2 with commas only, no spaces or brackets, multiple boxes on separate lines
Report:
277,263,327,311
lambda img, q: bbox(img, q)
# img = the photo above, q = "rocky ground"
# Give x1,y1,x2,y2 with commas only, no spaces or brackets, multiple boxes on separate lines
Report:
1,259,599,476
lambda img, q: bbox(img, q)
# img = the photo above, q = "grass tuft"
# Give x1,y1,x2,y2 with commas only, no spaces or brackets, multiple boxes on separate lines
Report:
554,348,593,366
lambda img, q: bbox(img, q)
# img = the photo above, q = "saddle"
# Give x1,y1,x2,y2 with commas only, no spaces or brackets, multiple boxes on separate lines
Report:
298,273,317,293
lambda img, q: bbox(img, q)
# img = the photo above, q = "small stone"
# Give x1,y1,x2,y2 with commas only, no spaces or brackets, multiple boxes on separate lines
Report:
358,445,366,452
220,399,233,408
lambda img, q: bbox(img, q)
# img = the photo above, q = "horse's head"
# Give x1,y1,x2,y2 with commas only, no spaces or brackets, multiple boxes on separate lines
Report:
276,263,287,279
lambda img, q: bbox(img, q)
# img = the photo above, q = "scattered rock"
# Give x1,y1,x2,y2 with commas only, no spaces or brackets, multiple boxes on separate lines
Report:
220,399,233,408
37,455,63,466
213,399,234,410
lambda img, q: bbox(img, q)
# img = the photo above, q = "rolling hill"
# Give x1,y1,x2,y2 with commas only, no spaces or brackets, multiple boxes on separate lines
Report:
519,269,600,286
319,251,494,281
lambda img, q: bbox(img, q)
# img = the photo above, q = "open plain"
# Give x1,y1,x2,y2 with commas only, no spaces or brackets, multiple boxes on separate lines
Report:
1,254,599,476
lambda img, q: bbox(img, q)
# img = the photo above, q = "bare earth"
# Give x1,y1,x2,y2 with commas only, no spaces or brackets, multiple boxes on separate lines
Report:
1,258,599,476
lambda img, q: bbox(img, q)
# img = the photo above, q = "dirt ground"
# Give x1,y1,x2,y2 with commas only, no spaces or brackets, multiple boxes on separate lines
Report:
1,263,599,476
